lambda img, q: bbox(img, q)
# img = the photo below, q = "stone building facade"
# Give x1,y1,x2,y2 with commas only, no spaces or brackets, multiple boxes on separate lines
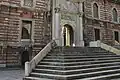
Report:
84,0,120,46
0,0,51,67
0,0,120,67
52,0,120,47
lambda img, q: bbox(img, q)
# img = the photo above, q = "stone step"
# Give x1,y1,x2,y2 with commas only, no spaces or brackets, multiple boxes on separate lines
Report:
33,65,120,75
36,62,120,70
66,68,120,79
30,72,66,80
24,47,120,80
24,77,52,80
30,68,120,79
53,48,107,52
47,54,116,57
25,72,120,80
48,52,115,56
46,55,120,59
43,57,120,62
78,73,120,80
39,59,120,66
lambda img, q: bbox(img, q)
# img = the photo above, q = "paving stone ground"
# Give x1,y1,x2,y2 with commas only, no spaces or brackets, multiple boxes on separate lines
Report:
0,68,24,80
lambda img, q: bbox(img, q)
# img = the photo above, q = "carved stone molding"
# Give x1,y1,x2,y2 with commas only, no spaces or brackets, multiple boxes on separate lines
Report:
78,12,83,17
54,7,60,13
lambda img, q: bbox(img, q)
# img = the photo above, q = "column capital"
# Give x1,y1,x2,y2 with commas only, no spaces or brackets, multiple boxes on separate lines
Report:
54,7,61,13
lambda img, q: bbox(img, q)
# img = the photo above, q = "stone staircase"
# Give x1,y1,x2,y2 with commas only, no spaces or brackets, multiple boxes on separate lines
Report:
113,45,120,50
24,47,120,80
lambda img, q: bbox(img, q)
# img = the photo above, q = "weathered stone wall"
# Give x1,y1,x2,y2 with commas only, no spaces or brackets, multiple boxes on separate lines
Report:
0,0,51,66
84,0,120,46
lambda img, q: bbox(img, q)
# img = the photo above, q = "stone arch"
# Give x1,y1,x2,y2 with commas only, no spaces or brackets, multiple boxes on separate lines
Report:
60,20,76,46
63,24,74,46
112,8,118,22
21,27,30,39
93,3,99,18
61,20,76,31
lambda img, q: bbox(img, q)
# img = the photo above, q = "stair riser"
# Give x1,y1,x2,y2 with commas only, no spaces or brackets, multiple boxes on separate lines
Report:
23,78,33,80
45,55,120,59
42,58,120,62
67,70,120,79
30,70,120,80
33,66,120,75
95,75,120,80
36,63,120,70
48,53,115,56
39,60,120,66
30,74,66,80
53,49,108,53
25,47,120,80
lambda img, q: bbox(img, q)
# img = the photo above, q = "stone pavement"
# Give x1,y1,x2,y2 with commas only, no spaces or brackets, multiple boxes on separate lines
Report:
0,68,24,80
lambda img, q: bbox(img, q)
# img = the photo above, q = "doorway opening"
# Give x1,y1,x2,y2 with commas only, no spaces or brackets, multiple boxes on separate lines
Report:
63,24,74,46
114,31,119,42
94,28,100,41
21,51,29,68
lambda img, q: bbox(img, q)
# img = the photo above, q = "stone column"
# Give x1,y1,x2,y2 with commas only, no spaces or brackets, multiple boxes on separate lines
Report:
52,0,56,40
52,0,61,46
55,10,60,46
79,2,84,47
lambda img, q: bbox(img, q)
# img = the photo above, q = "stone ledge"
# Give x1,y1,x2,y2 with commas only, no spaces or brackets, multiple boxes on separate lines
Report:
0,64,6,67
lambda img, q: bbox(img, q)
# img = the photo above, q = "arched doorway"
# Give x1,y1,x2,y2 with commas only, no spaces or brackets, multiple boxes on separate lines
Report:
63,24,74,46
21,51,29,68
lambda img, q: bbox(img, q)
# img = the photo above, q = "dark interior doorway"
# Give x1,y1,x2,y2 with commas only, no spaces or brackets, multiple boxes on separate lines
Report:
21,51,29,68
94,28,100,41
63,24,74,46
114,31,119,42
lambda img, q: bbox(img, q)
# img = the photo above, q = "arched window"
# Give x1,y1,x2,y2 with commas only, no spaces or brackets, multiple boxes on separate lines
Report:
113,8,118,22
21,27,30,39
21,21,32,39
93,3,99,18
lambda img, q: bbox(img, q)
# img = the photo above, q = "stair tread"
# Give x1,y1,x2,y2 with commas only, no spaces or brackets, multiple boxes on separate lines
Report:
34,65,120,73
31,68,120,77
37,62,120,68
25,77,52,80
47,55,119,57
44,57,120,61
79,73,120,80
40,58,120,65
25,47,120,80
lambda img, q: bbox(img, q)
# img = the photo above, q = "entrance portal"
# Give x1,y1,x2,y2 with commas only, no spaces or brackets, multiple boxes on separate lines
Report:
63,24,74,46
21,51,29,67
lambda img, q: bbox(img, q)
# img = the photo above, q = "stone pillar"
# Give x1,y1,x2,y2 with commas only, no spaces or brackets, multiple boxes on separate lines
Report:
55,11,60,46
52,0,61,46
52,0,56,40
79,2,84,47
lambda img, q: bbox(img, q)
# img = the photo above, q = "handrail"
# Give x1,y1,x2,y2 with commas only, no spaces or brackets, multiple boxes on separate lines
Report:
90,40,120,55
25,39,57,76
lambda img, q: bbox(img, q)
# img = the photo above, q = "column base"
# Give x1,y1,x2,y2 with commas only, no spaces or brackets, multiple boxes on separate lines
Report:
76,40,84,47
